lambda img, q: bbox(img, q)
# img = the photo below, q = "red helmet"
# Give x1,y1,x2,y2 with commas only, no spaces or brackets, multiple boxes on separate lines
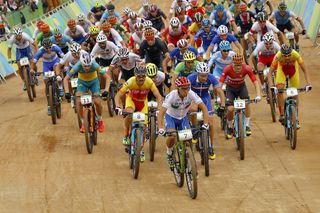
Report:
67,19,76,28
149,4,158,13
175,77,190,87
101,22,111,31
144,29,155,40
238,3,248,12
108,15,117,25
41,24,50,33
232,53,243,65
36,20,44,28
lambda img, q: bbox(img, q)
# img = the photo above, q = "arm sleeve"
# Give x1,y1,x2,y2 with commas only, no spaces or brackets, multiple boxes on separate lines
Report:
119,79,130,94
219,67,228,83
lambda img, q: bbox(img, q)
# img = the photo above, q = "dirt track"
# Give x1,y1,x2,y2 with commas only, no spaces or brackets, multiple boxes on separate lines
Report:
0,1,320,212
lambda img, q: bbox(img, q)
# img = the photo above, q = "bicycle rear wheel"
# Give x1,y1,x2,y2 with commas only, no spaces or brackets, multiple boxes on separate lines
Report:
267,87,276,122
200,130,209,176
185,145,198,199
289,106,297,150
56,87,62,119
92,107,98,146
84,109,93,154
173,145,184,188
149,115,157,162
133,128,142,179
238,113,245,160
106,85,116,117
23,67,34,102
48,84,57,125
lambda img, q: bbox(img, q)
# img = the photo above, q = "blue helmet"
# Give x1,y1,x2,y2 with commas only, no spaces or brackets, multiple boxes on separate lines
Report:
219,40,231,51
202,18,210,27
215,4,224,12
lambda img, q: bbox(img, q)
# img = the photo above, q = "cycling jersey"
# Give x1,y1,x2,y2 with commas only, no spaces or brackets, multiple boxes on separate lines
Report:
50,35,72,49
209,10,234,27
128,32,143,53
110,52,142,71
138,7,149,19
90,41,118,60
90,6,106,21
220,64,257,88
60,49,87,67
209,33,238,51
180,15,193,28
270,10,297,25
8,32,34,49
98,29,123,47
202,0,216,16
32,27,41,39
235,11,255,32
252,41,280,57
188,72,220,97
249,21,280,43
126,18,144,33
146,9,167,31
77,20,92,33
163,89,202,120
68,60,105,81
170,0,189,14
208,50,236,78
169,46,198,63
64,25,87,44
162,25,188,46
101,11,120,22
174,60,199,77
139,38,168,67
187,7,205,22
194,27,217,51
248,0,268,14
33,44,63,63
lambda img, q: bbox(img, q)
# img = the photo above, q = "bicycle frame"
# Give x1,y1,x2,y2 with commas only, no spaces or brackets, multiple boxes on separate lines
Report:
284,98,298,129
234,109,246,139
130,121,145,156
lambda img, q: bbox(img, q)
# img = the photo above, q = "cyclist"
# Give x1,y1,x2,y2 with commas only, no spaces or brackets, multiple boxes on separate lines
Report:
247,0,273,15
114,65,163,162
157,76,209,169
169,0,189,19
162,38,200,73
35,23,53,46
188,62,226,160
77,14,92,33
119,7,132,25
269,2,306,52
50,28,72,54
146,4,167,32
191,18,217,60
108,15,129,40
249,32,280,94
146,63,172,99
208,40,236,80
82,25,100,53
205,25,242,59
219,53,261,139
139,29,169,69
125,11,143,34
108,47,143,82
187,0,205,22
98,22,125,47
7,27,38,90
64,19,88,45
268,44,312,126
128,22,144,54
249,12,284,45
209,3,238,35
87,2,106,23
101,3,120,23
175,7,192,28
143,20,161,38
31,38,64,115
138,1,149,19
188,12,204,47
32,20,44,40
91,34,118,67
202,0,217,17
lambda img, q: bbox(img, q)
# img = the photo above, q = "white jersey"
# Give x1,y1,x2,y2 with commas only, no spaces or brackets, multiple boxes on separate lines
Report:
7,32,34,49
90,41,118,60
155,71,166,86
32,28,41,39
60,49,87,66
77,20,92,33
252,41,280,56
98,28,123,47
250,21,280,44
170,0,189,15
64,25,87,39
163,90,202,120
138,7,149,19
110,52,142,70
127,18,143,33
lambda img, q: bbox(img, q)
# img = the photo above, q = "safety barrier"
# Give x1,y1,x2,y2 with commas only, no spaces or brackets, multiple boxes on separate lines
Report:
286,0,320,42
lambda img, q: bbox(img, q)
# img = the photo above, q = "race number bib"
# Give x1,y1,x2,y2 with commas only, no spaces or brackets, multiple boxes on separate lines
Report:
132,112,145,122
44,71,55,78
80,95,92,105
286,88,298,97
234,99,246,109
148,101,158,108
178,129,193,141
19,57,29,66
70,78,78,88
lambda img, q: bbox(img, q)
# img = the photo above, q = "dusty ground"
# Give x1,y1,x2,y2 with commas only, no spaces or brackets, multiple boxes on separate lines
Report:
0,0,319,212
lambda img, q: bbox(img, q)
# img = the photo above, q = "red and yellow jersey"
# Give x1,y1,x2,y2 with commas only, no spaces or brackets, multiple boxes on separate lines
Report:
271,50,304,68
119,76,158,101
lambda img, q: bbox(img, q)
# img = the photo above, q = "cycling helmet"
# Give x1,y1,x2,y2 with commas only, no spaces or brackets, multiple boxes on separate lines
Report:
217,25,228,35
107,3,115,10
42,38,52,48
94,2,101,8
175,76,190,87
190,0,198,7
123,7,131,15
202,18,210,27
67,19,76,28
80,52,92,66
142,1,149,6
108,15,117,25
280,44,292,55
36,20,44,28
149,4,158,13
41,24,50,33
194,12,203,22
144,29,155,40
183,51,196,61
232,53,243,65
196,62,209,74
215,3,224,12
238,3,248,12
100,22,111,31
96,34,107,43
134,22,144,31
278,2,287,11
134,65,147,76
128,11,137,19
77,14,85,21
69,42,81,53
169,17,180,27
13,27,22,35
146,63,158,77
219,40,231,51
263,32,274,43
117,47,130,58
256,11,267,21
143,20,153,29
53,28,61,37
177,39,188,49
89,25,100,35
175,7,184,15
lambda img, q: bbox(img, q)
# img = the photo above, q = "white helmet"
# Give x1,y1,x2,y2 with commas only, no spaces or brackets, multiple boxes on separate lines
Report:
96,34,107,43
13,27,23,36
80,52,92,66
69,42,81,53
117,47,130,58
217,25,228,35
169,17,180,27
123,7,131,15
143,20,153,29
77,13,85,21
196,62,209,74
263,32,275,43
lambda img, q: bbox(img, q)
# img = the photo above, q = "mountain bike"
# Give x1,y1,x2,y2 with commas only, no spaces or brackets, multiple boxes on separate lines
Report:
80,94,98,154
165,129,198,199
70,78,82,129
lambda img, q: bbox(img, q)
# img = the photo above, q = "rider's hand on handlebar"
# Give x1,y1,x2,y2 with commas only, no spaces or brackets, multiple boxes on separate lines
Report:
115,107,122,115
302,29,306,35
306,84,312,92
201,123,209,130
101,90,109,98
158,128,166,136
254,96,262,103
65,92,71,100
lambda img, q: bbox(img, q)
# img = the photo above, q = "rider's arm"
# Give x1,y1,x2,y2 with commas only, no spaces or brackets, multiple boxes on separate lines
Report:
157,106,167,130
198,102,209,125
266,1,273,15
295,15,306,32
162,54,171,73
115,81,128,108
297,56,311,85
100,67,111,92
150,83,163,107
7,48,12,61
247,66,261,97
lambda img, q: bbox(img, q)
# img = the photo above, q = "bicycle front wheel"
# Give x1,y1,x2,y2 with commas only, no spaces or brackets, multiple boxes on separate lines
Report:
173,145,184,187
289,105,297,150
48,84,57,125
133,128,142,179
185,145,198,199
201,130,209,177
149,115,157,162
238,113,245,160
267,87,276,122
84,109,93,154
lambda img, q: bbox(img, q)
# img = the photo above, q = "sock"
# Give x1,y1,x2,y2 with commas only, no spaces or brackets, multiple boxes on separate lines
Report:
167,147,173,155
97,115,102,121
245,117,250,127
227,120,233,128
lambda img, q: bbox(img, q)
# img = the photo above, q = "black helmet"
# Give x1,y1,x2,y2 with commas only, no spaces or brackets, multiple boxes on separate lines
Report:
278,2,287,11
280,44,292,55
256,11,268,21
42,38,52,48
134,64,147,76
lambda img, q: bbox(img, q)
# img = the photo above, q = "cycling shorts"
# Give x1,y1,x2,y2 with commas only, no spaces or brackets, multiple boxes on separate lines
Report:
275,63,299,88
77,77,100,95
16,46,33,61
165,113,190,131
226,84,249,106
43,57,60,73
258,54,275,67
125,95,148,124
200,94,214,116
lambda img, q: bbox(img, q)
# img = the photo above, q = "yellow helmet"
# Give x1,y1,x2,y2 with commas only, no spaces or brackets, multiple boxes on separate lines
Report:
95,2,101,8
183,51,196,61
146,63,158,77
89,25,100,35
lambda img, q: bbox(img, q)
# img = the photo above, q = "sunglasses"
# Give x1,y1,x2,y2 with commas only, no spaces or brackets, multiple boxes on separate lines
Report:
136,75,146,78
222,49,230,52
180,87,190,91
172,26,179,29
283,54,291,58
186,61,194,64
259,21,266,23
265,42,272,45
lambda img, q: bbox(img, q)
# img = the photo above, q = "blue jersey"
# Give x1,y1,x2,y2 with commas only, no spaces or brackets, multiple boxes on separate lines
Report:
210,33,238,49
274,10,292,25
50,35,72,48
188,72,220,97
208,50,236,78
33,44,63,63
67,60,105,81
210,10,228,26
101,11,120,21
169,46,198,63
194,27,217,51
